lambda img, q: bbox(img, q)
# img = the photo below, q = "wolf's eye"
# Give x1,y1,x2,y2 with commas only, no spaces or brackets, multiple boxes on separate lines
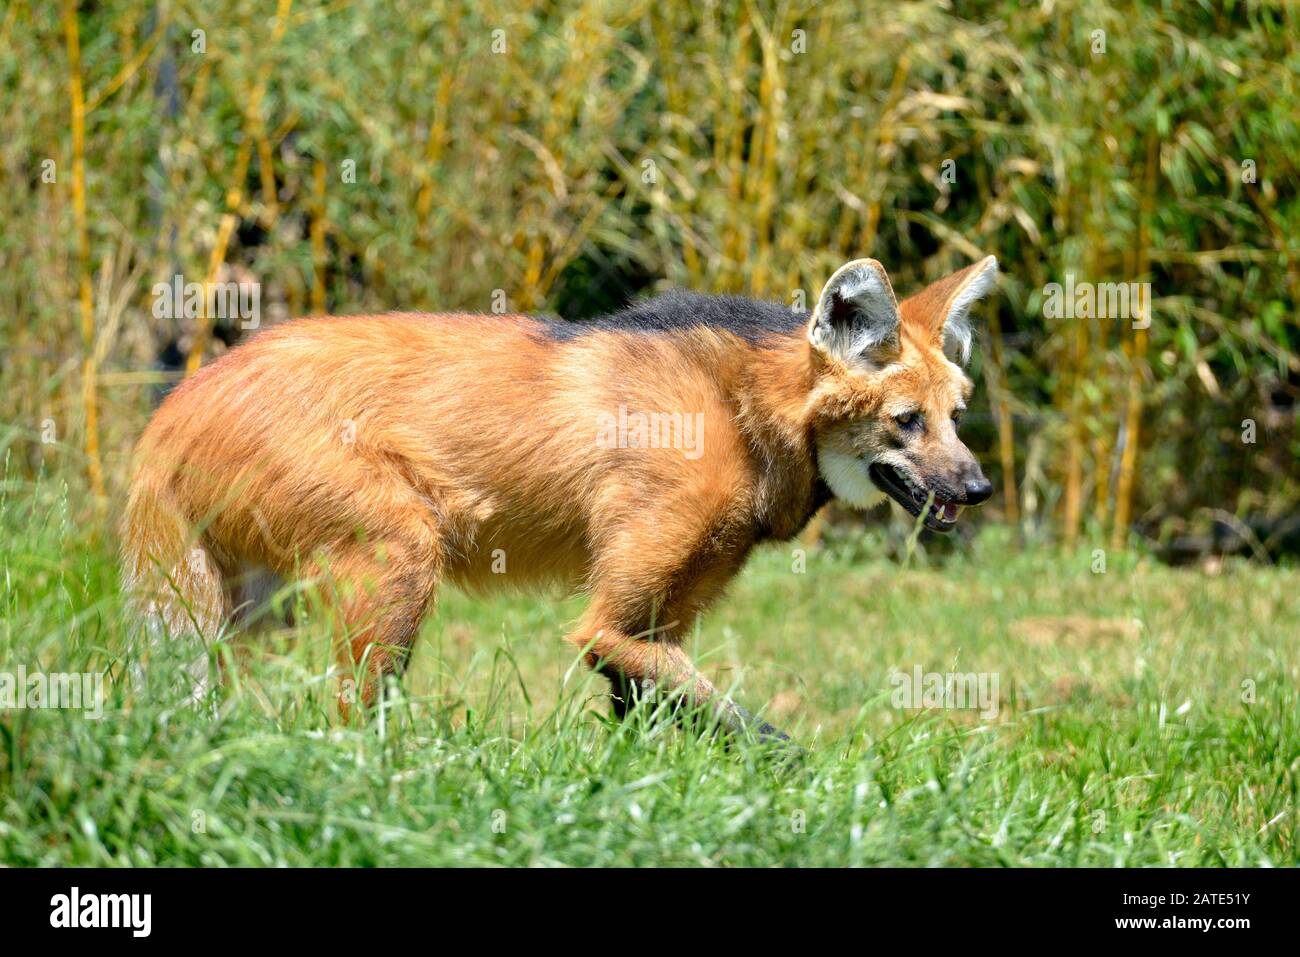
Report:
895,411,921,430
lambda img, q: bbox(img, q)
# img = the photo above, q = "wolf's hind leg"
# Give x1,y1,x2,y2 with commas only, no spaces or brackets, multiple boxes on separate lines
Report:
311,528,442,713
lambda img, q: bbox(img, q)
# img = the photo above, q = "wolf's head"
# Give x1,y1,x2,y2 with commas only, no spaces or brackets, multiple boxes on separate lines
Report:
806,256,999,532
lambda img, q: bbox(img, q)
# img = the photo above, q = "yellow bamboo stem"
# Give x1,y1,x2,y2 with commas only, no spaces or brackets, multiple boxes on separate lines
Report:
1061,312,1087,547
415,70,456,236
186,142,251,374
187,0,292,373
1111,327,1146,550
722,14,752,288
254,127,280,226
311,158,328,314
1111,135,1158,550
983,302,1019,527
748,10,781,295
1092,432,1111,528
857,53,911,255
62,0,105,503
652,5,699,283
85,8,172,113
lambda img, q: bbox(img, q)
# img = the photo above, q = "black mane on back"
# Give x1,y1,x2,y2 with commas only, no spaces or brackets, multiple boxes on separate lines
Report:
540,290,805,345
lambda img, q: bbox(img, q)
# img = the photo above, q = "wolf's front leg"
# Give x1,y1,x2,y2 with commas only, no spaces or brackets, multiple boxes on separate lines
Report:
565,598,793,746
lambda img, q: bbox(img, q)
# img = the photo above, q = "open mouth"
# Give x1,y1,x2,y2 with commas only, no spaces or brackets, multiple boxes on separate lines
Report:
868,463,963,533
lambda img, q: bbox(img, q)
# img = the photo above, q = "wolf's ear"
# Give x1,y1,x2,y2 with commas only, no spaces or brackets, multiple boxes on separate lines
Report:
900,255,998,364
808,258,901,364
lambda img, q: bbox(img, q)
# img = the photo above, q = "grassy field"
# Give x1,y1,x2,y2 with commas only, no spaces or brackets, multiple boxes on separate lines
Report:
1,470,1297,867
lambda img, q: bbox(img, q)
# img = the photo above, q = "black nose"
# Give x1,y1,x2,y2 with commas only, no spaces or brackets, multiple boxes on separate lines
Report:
963,477,993,505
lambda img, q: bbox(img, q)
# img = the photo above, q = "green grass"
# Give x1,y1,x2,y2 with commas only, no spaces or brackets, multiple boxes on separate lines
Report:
2,472,1297,866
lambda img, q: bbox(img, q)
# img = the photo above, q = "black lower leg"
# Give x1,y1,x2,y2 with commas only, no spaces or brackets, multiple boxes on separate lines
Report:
604,668,634,719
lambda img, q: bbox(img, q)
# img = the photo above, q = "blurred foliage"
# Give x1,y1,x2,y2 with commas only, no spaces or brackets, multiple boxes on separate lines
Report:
1,0,1296,552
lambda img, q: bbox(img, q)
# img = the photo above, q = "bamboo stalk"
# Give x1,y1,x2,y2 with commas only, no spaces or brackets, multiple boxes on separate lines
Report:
253,127,280,227
1111,327,1146,550
415,70,456,242
244,0,294,229
1092,431,1111,529
652,5,700,283
971,165,1018,531
1100,223,1141,536
84,7,172,112
1061,298,1087,547
1111,134,1158,550
832,113,865,255
721,13,752,289
62,0,105,504
1064,172,1105,547
747,8,781,296
185,141,251,374
311,158,328,314
858,53,911,256
187,0,292,373
983,301,1020,527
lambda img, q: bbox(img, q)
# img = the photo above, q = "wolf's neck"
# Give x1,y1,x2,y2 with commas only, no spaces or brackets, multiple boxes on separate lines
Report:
728,331,826,539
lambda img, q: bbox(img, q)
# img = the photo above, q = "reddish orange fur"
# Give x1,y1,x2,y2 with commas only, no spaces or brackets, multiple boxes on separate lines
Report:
124,258,996,735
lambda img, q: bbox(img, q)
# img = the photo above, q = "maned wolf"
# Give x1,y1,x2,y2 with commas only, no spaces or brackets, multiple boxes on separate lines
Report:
124,256,998,742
